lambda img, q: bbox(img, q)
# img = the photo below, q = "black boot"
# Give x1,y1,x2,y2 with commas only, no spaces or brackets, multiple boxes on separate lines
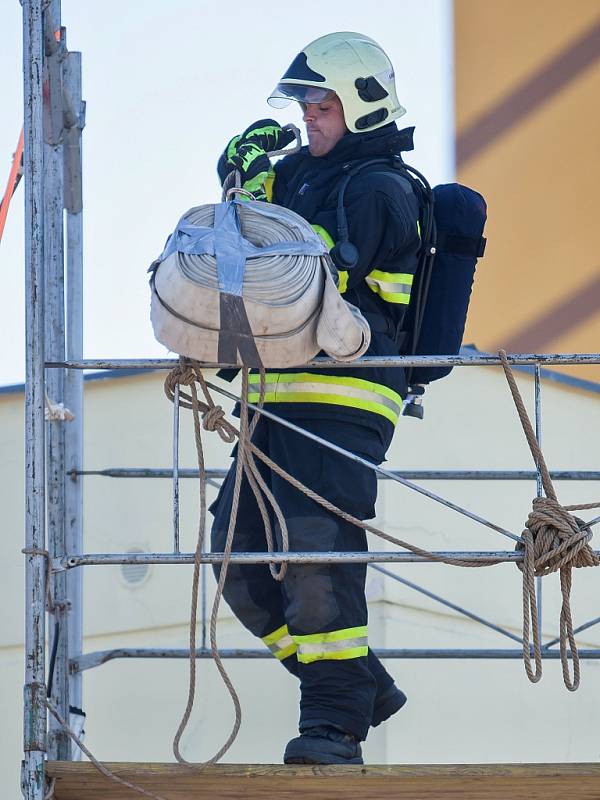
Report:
284,725,363,765
371,684,407,728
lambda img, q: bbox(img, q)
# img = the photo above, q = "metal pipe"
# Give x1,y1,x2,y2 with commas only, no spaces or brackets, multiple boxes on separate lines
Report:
47,353,600,370
369,565,523,645
70,647,600,673
43,0,69,761
534,365,543,640
542,615,600,650
201,543,207,651
63,48,84,752
22,0,47,796
172,384,180,553
60,550,595,568
73,467,600,481
205,379,523,544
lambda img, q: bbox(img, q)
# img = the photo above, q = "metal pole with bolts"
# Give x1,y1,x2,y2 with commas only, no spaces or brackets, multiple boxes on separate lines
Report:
43,0,70,761
22,0,47,797
63,46,85,756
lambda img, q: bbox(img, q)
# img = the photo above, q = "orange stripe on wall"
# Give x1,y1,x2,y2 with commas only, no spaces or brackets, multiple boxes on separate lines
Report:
456,19,600,166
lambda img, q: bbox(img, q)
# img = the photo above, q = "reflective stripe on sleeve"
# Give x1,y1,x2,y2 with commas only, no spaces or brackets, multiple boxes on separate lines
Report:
292,626,368,664
248,372,402,425
264,169,275,202
337,269,349,294
311,224,335,251
365,269,414,304
311,224,348,294
262,624,297,661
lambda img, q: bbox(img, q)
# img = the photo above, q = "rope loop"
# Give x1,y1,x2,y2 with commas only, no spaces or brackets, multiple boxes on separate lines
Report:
498,349,599,691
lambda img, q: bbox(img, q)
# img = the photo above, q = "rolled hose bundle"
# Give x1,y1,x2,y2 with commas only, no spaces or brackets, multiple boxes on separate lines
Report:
150,197,370,367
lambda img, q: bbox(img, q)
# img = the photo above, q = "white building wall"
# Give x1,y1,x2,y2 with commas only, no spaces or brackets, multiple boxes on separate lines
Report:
2,364,600,795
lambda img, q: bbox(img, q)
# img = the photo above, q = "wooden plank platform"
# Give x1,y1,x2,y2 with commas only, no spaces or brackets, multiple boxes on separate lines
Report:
47,761,600,800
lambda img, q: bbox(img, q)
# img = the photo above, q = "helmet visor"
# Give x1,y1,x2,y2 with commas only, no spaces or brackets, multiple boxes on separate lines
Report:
268,83,335,109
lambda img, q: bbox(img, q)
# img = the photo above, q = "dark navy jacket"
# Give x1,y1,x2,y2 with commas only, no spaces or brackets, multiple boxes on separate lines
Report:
266,123,422,455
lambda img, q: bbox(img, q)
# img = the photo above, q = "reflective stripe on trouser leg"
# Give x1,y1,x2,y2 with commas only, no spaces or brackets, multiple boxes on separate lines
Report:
292,626,368,664
262,623,297,661
248,373,402,426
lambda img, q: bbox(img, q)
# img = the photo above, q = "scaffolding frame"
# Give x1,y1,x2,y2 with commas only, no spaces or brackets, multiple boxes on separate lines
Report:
20,2,600,797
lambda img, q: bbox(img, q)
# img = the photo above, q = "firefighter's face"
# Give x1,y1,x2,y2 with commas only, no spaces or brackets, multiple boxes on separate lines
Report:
301,94,347,156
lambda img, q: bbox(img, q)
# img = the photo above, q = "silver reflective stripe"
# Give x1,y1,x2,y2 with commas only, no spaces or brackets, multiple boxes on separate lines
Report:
255,381,402,418
365,276,413,294
269,633,295,655
297,636,369,656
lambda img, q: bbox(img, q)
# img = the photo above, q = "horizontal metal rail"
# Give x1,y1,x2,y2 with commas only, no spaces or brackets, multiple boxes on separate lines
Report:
47,353,600,370
205,378,525,543
71,647,600,673
74,467,600,481
369,565,523,644
542,615,600,650
58,550,600,569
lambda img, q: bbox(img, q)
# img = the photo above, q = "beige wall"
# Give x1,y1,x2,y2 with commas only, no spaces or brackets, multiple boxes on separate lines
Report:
2,367,600,794
455,1,600,382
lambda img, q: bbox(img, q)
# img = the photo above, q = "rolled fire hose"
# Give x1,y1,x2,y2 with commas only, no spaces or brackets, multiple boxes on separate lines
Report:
150,185,371,368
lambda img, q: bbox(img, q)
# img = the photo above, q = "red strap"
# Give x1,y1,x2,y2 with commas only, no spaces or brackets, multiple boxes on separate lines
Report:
0,127,24,245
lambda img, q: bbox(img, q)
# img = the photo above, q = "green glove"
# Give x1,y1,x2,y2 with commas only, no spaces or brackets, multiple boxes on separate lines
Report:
239,119,295,153
217,119,294,200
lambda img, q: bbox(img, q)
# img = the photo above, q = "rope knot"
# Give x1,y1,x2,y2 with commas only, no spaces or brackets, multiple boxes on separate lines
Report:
202,405,235,443
164,364,197,397
517,496,598,577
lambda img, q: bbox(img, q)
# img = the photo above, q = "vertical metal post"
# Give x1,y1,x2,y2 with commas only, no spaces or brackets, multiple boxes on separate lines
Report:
43,0,70,761
22,0,47,797
534,365,543,635
172,385,180,553
201,555,207,650
63,48,84,753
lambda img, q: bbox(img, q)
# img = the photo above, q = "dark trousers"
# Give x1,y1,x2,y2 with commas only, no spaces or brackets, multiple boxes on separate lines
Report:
210,416,396,740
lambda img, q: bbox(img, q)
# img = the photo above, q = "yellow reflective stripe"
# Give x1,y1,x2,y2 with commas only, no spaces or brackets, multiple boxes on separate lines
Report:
264,169,275,202
248,372,401,404
262,624,288,646
248,372,402,425
262,624,297,660
297,646,369,664
293,626,368,644
368,270,414,286
338,269,349,294
365,269,414,305
293,626,368,664
366,283,411,304
311,224,335,250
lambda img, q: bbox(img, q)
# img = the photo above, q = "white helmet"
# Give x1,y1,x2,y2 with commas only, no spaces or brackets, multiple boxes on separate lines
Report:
268,32,406,134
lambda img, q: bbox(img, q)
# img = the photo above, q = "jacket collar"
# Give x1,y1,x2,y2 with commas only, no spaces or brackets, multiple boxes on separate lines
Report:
304,124,415,166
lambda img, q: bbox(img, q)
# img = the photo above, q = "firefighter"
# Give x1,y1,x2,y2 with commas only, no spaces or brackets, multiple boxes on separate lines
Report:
211,32,422,764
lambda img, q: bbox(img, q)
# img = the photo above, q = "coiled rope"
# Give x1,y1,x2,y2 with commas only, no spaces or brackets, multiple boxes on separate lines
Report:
497,350,600,690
